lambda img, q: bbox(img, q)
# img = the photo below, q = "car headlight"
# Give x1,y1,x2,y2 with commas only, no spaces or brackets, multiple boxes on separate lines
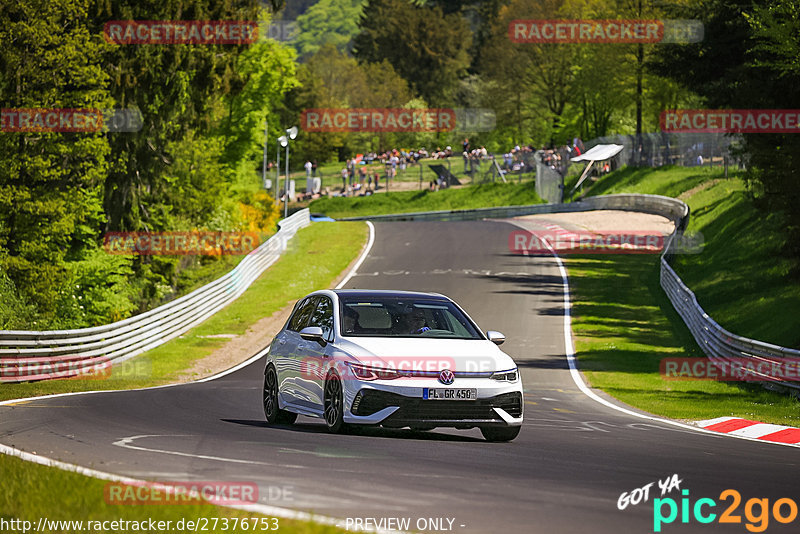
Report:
345,362,402,381
491,369,518,382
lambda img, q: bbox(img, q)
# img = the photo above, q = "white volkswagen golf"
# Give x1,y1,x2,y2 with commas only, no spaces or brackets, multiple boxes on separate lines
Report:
262,289,523,441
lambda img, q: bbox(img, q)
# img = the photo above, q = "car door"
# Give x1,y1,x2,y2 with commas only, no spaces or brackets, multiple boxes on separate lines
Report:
276,296,316,404
297,295,335,411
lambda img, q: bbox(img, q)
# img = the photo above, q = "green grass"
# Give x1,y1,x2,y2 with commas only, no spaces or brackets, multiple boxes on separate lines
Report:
567,165,800,424
672,180,800,347
578,164,723,198
0,451,346,533
0,222,368,402
309,181,544,219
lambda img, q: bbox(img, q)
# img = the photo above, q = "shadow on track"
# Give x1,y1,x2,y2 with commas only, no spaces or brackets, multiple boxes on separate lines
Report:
221,419,486,442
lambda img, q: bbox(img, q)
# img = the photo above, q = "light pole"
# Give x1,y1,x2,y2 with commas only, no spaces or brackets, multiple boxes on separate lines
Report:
275,136,282,204
278,135,288,216
261,117,268,190
281,126,298,218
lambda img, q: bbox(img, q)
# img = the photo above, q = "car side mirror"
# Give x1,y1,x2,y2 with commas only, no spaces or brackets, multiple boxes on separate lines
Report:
487,331,506,345
300,326,326,345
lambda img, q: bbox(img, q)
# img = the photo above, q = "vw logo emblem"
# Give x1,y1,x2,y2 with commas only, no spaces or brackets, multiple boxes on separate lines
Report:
438,369,455,385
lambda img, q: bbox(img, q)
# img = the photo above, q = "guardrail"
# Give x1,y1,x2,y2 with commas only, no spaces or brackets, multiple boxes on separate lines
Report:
340,194,800,393
0,209,311,383
336,193,688,224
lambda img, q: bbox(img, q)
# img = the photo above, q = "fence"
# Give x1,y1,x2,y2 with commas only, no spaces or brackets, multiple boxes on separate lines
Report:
534,150,564,204
585,132,742,168
0,210,311,383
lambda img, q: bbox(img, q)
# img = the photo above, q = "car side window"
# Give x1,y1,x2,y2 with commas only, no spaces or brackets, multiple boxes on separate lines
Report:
288,297,317,332
308,296,334,341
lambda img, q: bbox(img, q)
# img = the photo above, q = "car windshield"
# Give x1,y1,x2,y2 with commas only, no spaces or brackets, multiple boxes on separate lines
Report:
339,296,483,339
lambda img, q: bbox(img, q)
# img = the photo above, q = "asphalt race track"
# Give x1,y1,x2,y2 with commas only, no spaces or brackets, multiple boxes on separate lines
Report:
2,220,799,533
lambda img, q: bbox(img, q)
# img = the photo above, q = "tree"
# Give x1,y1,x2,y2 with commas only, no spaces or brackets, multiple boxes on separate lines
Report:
89,0,265,233
651,0,800,256
292,0,366,60
217,34,298,168
479,0,580,146
285,44,414,160
0,0,115,325
353,0,472,105
740,0,800,256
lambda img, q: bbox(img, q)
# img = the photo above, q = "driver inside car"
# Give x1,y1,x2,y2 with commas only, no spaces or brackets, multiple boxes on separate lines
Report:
408,310,430,334
342,306,360,334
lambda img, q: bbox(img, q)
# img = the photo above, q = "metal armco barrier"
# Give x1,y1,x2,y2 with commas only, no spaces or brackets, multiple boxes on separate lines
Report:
0,209,311,383
337,193,689,224
342,194,800,392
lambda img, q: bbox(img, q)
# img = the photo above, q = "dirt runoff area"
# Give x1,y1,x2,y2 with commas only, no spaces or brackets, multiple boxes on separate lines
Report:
511,209,674,235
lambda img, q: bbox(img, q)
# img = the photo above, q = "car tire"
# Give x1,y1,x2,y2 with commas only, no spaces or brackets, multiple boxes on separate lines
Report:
323,372,348,433
480,426,520,442
263,366,297,425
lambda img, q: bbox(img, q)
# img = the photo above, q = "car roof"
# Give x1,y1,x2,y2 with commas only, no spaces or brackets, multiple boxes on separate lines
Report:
331,289,448,301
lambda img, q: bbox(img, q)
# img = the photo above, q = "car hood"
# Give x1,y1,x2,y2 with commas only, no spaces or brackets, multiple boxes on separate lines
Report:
336,337,516,373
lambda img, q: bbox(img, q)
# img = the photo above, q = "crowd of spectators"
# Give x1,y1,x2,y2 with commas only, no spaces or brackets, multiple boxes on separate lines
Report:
538,138,585,176
286,137,590,201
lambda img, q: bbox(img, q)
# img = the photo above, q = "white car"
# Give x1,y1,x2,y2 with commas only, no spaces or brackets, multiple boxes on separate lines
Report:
262,289,523,441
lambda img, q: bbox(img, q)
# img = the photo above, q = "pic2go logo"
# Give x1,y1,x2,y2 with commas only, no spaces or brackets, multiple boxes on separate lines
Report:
654,489,799,532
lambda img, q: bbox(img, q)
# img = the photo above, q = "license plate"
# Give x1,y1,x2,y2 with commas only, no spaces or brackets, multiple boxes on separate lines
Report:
423,388,477,400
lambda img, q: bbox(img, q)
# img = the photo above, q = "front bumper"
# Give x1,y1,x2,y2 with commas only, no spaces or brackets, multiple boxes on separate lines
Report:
342,379,523,428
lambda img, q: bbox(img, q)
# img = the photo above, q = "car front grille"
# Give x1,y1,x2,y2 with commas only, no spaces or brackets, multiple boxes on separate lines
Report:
351,390,522,424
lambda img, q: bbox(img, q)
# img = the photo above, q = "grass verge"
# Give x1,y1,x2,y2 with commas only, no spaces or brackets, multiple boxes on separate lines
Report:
0,451,345,534
309,181,543,219
0,222,368,402
567,165,800,425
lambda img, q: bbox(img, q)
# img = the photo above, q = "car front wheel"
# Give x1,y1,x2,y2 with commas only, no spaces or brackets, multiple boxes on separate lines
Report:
263,366,297,425
323,372,347,433
480,425,520,442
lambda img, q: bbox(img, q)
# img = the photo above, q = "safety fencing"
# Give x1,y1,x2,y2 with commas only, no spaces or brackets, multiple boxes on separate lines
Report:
0,209,311,383
341,194,800,393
